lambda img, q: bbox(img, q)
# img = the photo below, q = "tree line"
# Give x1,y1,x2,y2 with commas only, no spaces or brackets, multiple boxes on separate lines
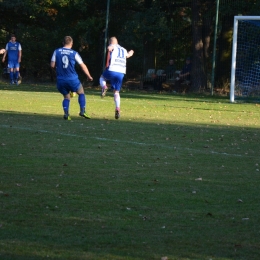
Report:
1,0,260,91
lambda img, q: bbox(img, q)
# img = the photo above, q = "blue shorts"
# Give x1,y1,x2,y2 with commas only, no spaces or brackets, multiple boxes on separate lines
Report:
57,78,81,95
102,70,124,91
8,61,20,69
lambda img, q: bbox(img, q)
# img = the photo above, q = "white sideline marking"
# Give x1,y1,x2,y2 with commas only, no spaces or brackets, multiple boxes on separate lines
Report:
0,124,249,158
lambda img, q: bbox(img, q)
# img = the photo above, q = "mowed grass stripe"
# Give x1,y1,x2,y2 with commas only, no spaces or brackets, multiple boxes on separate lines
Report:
0,123,253,158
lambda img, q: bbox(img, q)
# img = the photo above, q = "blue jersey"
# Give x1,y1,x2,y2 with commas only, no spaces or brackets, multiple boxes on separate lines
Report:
51,47,83,80
6,41,22,62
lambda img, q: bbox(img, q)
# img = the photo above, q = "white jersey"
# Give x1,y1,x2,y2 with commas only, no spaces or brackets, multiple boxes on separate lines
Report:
108,44,127,74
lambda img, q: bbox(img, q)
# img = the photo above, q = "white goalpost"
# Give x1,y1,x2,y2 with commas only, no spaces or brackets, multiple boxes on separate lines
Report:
230,16,260,102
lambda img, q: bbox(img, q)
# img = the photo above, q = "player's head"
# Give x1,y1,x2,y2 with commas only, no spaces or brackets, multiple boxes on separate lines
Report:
10,34,16,42
63,36,73,47
109,37,118,45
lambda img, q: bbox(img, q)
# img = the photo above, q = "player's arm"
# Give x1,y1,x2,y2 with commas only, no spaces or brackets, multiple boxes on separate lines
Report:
180,71,189,78
104,44,117,69
2,44,8,62
50,61,55,68
18,45,22,63
105,50,111,69
2,51,7,62
126,50,134,58
18,50,22,63
107,44,115,52
50,51,56,68
75,52,93,80
79,63,93,81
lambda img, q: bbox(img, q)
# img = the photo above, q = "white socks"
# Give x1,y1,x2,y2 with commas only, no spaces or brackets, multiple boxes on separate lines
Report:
114,92,120,109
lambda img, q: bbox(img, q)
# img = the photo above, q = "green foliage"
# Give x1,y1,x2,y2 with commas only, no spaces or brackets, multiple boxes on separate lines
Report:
1,0,260,89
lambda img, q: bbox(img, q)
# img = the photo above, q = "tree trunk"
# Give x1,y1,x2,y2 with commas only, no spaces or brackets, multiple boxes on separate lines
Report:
202,1,214,89
142,0,156,74
215,15,233,89
191,0,207,92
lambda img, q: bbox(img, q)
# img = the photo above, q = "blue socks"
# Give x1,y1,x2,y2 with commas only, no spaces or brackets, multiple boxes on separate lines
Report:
63,99,70,115
78,93,86,114
63,94,86,116
10,72,13,82
9,71,19,82
15,71,19,81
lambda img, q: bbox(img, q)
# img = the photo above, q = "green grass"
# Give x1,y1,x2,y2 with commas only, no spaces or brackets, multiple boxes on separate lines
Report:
0,81,260,260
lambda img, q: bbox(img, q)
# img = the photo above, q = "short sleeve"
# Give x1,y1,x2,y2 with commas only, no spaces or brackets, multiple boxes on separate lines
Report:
75,52,83,64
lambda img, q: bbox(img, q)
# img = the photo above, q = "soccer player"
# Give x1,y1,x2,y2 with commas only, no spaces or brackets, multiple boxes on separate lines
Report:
99,37,117,98
99,37,134,119
2,34,22,85
99,37,116,97
50,36,93,120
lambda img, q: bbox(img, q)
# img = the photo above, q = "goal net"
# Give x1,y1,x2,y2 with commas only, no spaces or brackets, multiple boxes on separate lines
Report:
230,16,260,102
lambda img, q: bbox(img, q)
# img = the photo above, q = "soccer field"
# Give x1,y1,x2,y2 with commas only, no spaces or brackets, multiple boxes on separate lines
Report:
0,82,260,260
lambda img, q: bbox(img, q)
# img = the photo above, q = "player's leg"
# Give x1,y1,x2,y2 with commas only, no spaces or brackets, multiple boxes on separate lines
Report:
99,74,108,98
8,62,14,84
99,74,107,87
14,62,20,85
17,71,22,85
9,69,14,84
62,94,71,120
75,82,91,119
57,79,71,120
112,73,124,119
69,79,76,98
114,89,120,119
